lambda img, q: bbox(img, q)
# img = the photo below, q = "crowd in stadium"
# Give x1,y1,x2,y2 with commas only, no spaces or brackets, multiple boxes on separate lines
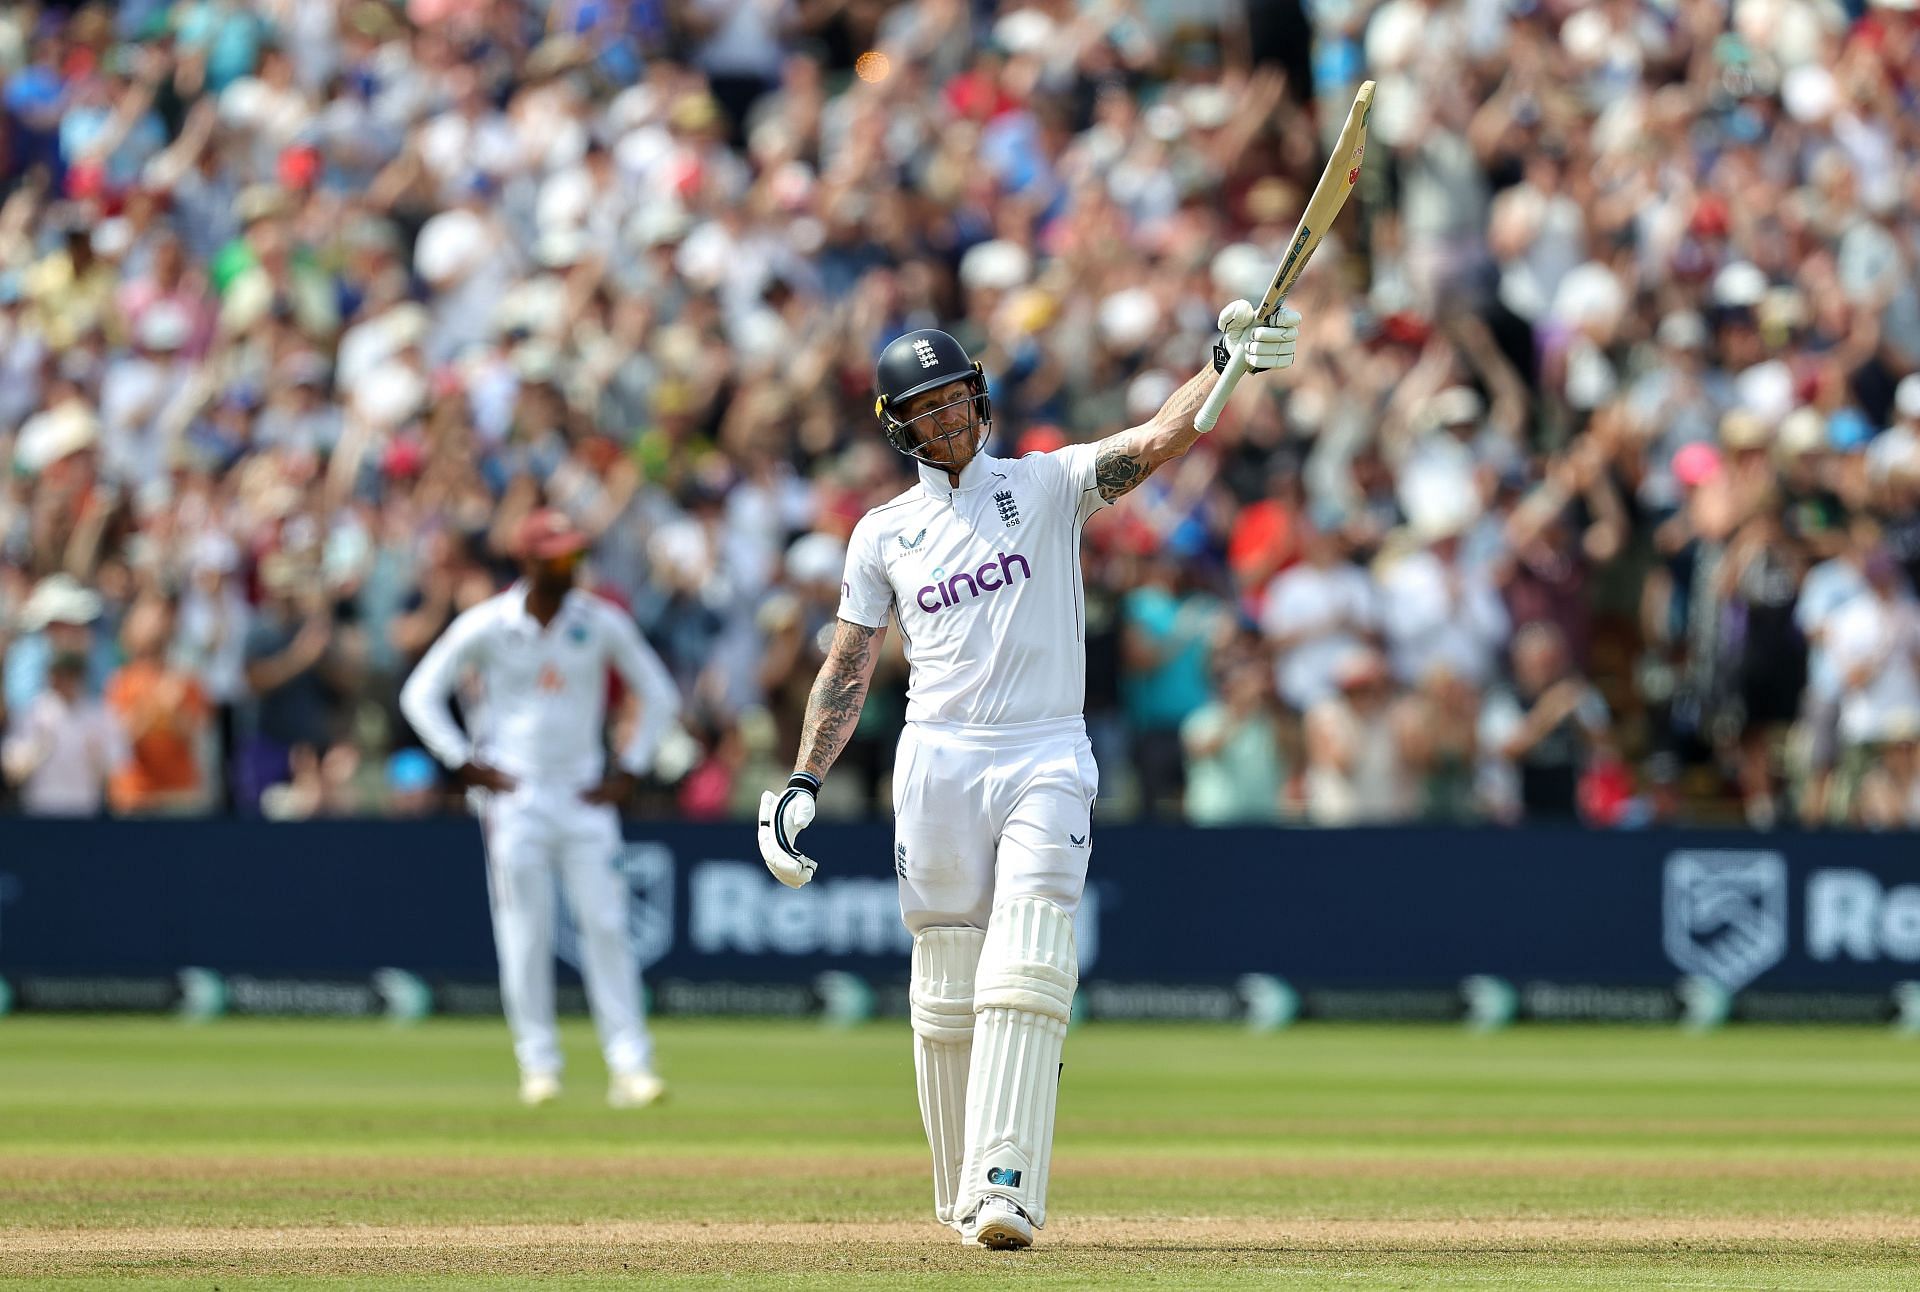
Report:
1,0,1917,829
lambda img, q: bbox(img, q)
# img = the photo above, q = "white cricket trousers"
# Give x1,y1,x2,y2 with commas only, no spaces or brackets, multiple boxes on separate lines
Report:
892,716,1099,932
478,786,653,1078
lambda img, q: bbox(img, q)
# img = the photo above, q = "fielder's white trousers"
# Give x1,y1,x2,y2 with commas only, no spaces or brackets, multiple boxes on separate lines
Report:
478,786,653,1078
892,716,1098,934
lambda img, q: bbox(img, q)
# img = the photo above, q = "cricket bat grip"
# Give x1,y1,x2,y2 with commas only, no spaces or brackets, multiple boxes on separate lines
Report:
1195,344,1251,433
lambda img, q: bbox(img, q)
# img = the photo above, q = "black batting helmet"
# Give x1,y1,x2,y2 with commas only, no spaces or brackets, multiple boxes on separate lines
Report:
873,329,992,465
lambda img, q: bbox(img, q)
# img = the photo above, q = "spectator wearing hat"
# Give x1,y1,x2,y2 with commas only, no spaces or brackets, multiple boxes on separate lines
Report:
98,298,198,485
5,574,107,719
1378,495,1511,692
1775,408,1848,561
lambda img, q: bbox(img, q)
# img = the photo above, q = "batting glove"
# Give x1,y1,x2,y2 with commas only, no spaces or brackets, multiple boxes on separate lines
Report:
1215,300,1301,374
757,772,820,889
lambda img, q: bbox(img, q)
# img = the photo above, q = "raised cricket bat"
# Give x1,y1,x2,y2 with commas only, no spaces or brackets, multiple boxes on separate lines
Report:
1195,79,1375,433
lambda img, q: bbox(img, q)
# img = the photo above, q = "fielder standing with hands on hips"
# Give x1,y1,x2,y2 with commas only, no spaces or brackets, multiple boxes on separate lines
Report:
402,510,680,1110
758,299,1300,1248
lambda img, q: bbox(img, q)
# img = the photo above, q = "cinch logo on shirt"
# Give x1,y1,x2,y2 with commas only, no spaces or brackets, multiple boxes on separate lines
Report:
915,552,1032,614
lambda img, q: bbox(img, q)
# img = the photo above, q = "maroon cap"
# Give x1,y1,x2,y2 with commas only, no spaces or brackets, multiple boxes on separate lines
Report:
516,509,587,560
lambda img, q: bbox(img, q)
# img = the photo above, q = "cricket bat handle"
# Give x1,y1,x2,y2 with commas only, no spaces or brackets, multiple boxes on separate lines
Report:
1194,344,1248,434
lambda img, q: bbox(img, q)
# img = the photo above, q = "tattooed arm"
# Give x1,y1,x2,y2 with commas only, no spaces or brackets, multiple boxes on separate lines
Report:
793,618,888,780
1092,301,1302,503
1092,364,1227,503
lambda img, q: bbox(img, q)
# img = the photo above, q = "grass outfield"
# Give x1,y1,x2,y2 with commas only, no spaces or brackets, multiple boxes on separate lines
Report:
2,1018,1917,1289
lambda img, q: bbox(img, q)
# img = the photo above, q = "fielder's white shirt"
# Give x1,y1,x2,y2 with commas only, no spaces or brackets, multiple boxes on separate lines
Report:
400,583,680,789
839,449,1108,729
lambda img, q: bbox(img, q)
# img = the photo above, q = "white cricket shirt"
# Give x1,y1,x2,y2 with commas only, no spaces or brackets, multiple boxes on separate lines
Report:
400,583,680,789
839,448,1108,728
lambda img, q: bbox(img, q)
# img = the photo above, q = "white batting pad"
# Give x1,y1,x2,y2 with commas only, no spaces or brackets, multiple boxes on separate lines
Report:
911,926,986,1228
959,896,1078,1228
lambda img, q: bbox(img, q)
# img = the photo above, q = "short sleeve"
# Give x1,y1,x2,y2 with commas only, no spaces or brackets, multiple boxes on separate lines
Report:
836,516,893,628
1031,443,1108,524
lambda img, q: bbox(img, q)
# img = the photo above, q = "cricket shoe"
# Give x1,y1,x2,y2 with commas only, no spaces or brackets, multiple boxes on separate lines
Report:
607,1071,667,1109
519,1073,562,1106
962,1195,1034,1250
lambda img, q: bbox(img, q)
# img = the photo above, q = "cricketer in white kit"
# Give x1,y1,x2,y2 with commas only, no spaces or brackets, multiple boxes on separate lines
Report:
401,510,680,1109
757,300,1300,1247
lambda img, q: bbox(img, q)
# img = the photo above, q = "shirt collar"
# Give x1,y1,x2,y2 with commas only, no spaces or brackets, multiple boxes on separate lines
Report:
917,452,1003,499
505,581,577,630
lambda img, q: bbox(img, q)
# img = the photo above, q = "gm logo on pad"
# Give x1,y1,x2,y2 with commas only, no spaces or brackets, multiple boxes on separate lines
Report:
986,1167,1022,1188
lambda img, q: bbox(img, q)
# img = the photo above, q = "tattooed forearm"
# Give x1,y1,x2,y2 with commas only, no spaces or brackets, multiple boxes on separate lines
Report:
795,620,884,779
1158,367,1219,429
1095,442,1150,502
1095,366,1223,502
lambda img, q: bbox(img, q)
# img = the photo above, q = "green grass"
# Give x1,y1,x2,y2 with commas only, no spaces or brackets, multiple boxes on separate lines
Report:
3,1017,1917,1288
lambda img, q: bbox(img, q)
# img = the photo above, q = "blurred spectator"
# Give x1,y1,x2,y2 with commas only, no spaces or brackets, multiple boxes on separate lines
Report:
1479,622,1611,825
1826,550,1920,816
1260,514,1375,715
1303,646,1417,826
1378,505,1510,690
1121,555,1221,819
1856,721,1920,832
2,648,127,816
0,0,1914,829
6,575,108,716
1719,514,1808,829
239,555,337,814
105,594,211,814
1400,666,1481,824
1796,519,1878,823
1181,636,1288,826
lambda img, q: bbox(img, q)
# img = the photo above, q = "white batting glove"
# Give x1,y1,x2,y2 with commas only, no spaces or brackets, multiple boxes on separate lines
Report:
757,772,820,888
1217,300,1301,373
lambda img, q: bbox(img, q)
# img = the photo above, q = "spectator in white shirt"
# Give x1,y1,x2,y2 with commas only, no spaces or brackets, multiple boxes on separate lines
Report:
1378,510,1511,689
1794,520,1876,822
3,650,128,816
1826,550,1920,783
1260,516,1377,714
